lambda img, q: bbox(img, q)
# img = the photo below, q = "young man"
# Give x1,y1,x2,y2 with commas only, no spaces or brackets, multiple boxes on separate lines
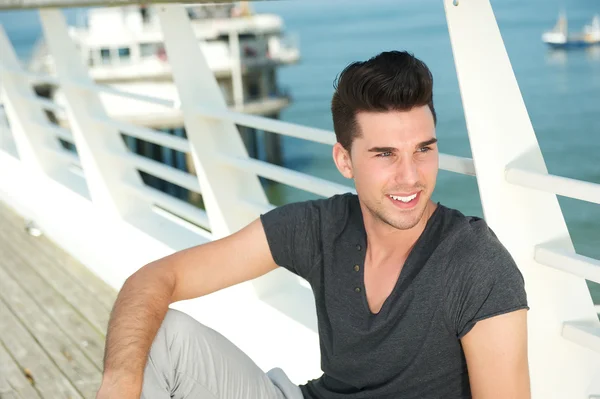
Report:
97,51,530,399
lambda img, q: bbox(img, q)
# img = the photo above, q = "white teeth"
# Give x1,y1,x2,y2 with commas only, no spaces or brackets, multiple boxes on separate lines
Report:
390,193,417,203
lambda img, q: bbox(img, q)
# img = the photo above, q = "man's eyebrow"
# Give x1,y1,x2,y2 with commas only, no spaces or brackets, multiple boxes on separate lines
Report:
367,139,438,153
417,138,438,147
367,146,397,153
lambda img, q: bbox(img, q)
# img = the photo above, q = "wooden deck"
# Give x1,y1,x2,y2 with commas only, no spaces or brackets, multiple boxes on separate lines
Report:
0,200,117,399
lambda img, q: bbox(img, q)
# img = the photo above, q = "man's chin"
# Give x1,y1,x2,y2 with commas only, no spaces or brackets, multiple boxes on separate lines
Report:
384,202,431,230
387,218,421,231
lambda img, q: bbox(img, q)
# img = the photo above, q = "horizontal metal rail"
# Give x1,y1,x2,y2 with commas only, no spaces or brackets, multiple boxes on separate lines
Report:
26,71,60,86
562,321,600,354
0,66,60,86
22,94,65,114
96,118,191,153
439,153,475,176
32,120,73,143
77,81,177,109
219,154,354,198
506,167,600,205
196,106,337,146
123,152,202,194
535,244,600,285
124,182,211,232
239,198,276,216
3,65,178,109
46,145,79,164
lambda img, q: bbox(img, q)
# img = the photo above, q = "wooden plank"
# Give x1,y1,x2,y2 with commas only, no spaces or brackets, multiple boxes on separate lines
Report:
0,201,117,311
0,342,41,399
0,241,107,371
0,391,22,399
0,264,102,398
0,215,111,336
32,242,117,312
0,296,83,399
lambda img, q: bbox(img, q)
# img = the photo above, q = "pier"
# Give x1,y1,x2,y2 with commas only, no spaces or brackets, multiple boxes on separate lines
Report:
0,200,110,397
0,1,599,398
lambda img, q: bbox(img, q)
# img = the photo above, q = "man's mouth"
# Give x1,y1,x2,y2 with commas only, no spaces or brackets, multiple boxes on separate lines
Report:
387,191,421,209
389,193,418,203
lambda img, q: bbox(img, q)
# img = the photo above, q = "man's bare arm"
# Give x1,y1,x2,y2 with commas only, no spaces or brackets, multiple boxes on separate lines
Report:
461,309,531,399
97,218,278,398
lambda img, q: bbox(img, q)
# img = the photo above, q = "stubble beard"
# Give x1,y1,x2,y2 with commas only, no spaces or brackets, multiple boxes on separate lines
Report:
367,192,430,231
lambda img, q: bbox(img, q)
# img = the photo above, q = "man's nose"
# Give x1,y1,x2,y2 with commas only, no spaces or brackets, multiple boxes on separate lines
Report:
394,155,419,187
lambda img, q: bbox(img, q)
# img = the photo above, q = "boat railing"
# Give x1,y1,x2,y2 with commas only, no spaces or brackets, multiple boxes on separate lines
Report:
0,1,599,396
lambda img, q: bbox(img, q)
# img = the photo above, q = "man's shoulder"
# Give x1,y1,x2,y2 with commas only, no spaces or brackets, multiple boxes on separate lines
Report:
260,192,355,231
439,205,514,267
439,206,523,288
258,193,356,276
307,192,356,210
263,193,355,218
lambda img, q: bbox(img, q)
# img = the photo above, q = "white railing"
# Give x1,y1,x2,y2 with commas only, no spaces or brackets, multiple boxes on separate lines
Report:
0,1,599,397
535,244,600,285
506,165,600,205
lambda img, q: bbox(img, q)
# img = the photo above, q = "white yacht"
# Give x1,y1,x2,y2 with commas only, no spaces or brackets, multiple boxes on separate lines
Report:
28,2,299,163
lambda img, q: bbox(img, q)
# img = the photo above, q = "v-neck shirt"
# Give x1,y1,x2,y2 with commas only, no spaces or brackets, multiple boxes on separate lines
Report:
260,193,528,399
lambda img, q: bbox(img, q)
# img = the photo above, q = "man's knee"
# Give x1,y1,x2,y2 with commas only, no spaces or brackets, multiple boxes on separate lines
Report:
160,308,204,338
150,309,209,363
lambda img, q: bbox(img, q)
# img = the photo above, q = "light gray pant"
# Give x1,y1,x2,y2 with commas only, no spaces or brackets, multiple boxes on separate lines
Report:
142,309,304,399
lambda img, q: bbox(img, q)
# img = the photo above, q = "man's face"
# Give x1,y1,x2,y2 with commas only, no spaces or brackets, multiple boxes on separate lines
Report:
333,106,438,231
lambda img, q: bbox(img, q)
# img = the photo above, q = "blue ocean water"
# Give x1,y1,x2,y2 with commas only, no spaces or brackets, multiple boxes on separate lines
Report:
1,0,599,302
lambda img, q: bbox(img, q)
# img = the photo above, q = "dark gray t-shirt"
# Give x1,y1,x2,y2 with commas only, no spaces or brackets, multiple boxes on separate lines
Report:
260,193,528,399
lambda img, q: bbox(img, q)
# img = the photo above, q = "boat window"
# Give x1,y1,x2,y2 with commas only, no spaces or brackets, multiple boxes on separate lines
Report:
118,47,131,61
140,43,158,58
100,48,111,64
248,80,260,100
216,33,257,42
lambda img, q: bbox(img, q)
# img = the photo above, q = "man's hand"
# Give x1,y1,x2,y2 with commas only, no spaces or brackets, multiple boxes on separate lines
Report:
461,309,531,399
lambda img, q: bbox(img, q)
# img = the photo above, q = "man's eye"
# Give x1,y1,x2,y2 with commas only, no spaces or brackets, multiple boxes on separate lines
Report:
377,151,392,158
417,147,432,153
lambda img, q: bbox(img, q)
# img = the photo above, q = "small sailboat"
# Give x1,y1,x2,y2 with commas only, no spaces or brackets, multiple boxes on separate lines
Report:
542,12,600,48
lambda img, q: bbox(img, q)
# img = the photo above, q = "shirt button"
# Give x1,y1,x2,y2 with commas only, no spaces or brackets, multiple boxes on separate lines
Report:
356,244,362,251
353,265,360,272
355,287,361,293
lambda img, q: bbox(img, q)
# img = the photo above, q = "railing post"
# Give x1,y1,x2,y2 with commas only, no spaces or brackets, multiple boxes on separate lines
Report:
156,5,270,239
38,9,149,218
229,29,244,109
444,0,600,397
0,26,65,176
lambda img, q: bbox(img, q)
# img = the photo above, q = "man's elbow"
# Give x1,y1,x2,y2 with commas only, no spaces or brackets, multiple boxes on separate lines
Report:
123,260,177,303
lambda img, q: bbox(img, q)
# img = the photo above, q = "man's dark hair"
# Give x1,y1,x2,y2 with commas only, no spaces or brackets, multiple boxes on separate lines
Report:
331,51,437,151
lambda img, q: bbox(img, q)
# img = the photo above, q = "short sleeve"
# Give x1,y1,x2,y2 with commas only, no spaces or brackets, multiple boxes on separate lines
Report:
444,221,529,339
259,200,323,280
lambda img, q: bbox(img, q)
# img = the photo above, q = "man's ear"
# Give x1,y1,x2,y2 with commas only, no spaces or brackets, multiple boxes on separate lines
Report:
332,142,354,179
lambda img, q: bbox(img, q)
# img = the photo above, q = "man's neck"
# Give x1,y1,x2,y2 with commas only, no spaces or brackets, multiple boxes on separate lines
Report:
362,200,437,265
